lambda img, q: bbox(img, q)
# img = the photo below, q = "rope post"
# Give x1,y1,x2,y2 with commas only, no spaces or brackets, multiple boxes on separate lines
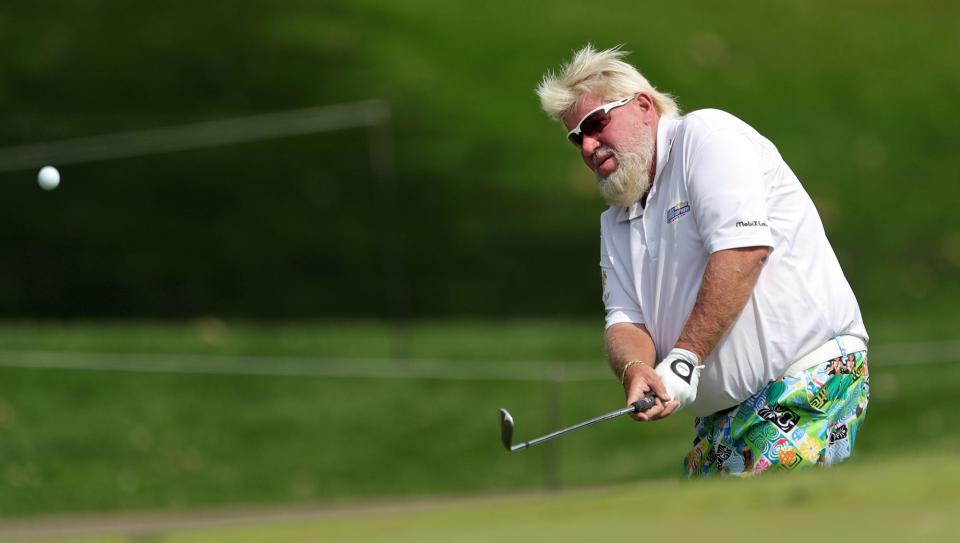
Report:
543,361,563,490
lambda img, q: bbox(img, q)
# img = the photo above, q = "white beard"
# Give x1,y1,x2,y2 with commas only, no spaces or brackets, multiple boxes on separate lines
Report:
596,132,655,207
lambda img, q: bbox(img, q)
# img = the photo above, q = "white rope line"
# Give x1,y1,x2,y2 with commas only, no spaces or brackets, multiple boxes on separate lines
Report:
0,341,957,381
0,350,598,382
0,100,390,173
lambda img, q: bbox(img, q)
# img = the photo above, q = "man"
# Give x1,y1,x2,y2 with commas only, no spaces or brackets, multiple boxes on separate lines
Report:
536,45,869,476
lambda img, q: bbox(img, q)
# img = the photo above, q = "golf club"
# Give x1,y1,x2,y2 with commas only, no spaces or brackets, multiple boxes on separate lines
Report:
499,391,658,452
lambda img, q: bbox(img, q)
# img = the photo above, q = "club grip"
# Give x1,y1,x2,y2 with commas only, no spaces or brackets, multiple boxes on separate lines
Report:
630,391,658,413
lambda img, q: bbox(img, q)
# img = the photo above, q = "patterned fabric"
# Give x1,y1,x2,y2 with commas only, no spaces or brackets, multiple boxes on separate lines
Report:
684,349,869,477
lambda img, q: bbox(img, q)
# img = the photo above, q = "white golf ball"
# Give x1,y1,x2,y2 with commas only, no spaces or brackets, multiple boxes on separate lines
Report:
38,166,60,191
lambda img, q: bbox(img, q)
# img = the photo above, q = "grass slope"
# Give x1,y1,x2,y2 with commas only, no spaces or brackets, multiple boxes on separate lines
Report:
12,453,960,543
1,319,959,516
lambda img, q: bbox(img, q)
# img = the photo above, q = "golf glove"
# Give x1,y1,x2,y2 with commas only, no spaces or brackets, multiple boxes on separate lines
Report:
655,348,703,411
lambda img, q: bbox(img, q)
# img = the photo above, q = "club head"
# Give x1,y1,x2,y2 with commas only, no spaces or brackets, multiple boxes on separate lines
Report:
498,408,515,452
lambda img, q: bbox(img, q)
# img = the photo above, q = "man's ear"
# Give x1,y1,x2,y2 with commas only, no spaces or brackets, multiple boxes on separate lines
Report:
634,92,656,115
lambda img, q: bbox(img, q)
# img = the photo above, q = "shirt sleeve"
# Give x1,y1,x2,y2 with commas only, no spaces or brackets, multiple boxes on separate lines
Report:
600,229,645,329
687,130,774,253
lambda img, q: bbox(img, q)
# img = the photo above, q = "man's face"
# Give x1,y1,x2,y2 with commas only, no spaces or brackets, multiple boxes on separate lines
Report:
562,92,658,206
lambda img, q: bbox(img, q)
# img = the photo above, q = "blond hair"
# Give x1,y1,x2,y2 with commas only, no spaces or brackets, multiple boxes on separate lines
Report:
536,44,680,121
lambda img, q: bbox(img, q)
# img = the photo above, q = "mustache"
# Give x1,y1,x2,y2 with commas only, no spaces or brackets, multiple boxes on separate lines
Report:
591,148,616,169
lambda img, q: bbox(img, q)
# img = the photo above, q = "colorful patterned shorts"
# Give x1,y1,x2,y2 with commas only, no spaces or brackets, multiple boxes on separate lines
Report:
685,349,869,477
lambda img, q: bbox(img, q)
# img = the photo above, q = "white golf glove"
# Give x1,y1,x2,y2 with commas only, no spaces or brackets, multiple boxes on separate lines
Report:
654,348,703,412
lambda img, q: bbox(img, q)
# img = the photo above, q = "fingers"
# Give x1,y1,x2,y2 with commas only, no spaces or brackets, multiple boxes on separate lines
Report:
623,363,675,422
626,381,651,421
627,384,668,421
631,397,666,421
633,399,679,421
646,370,670,403
659,400,680,418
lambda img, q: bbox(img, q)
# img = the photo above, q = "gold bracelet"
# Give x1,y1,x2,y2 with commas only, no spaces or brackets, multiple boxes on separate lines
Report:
620,360,645,385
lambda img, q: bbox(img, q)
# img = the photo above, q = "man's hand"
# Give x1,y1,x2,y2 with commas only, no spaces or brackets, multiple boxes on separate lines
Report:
622,360,679,421
654,348,703,412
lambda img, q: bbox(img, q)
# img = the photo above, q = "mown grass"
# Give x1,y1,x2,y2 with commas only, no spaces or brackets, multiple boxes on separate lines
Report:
1,318,958,517
13,452,960,543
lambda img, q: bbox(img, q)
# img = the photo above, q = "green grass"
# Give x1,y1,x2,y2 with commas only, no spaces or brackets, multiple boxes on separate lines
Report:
2,307,959,358
13,453,960,543
1,319,959,517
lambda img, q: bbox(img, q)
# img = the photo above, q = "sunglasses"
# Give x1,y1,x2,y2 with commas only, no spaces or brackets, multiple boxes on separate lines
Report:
566,96,634,147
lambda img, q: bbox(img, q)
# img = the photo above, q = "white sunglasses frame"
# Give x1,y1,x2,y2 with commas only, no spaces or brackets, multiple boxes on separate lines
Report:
566,96,634,145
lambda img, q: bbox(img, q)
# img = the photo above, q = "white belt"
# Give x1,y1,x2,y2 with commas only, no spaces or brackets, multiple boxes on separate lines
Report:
784,335,867,377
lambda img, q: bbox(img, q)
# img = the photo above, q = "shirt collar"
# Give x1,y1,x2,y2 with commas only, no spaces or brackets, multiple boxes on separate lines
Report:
615,116,682,223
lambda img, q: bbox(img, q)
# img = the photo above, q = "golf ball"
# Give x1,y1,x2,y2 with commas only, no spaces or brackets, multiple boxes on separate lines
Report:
38,166,60,191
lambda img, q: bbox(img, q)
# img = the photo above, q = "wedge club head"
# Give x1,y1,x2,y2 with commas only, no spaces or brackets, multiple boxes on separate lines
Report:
499,408,518,451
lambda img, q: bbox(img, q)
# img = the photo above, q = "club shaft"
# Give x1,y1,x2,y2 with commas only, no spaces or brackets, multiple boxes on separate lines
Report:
511,405,636,451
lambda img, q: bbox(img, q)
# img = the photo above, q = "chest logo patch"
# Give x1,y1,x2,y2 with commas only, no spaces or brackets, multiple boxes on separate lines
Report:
666,201,690,224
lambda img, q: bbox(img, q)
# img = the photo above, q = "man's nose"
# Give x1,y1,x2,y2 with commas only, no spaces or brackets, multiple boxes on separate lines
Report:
581,135,601,157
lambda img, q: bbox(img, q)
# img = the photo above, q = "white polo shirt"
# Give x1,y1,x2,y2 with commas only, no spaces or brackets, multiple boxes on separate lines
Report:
600,109,867,416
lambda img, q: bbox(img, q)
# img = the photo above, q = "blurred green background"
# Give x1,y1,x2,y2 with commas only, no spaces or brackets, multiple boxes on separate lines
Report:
3,0,957,318
1,0,959,539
